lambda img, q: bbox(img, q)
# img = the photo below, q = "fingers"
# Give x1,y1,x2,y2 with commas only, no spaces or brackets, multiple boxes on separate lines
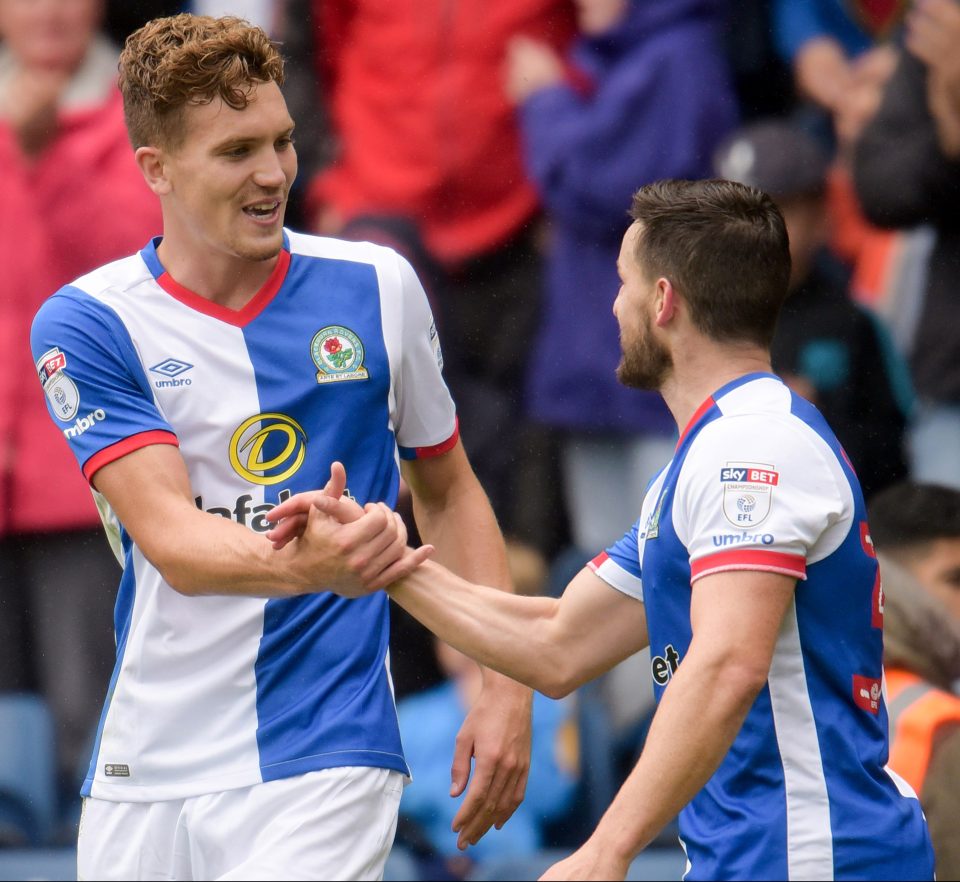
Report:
267,493,363,547
346,508,407,583
267,462,348,525
267,513,308,549
311,494,365,524
453,744,526,845
325,461,347,499
370,544,434,590
266,490,326,523
449,732,473,800
492,766,529,831
452,761,510,850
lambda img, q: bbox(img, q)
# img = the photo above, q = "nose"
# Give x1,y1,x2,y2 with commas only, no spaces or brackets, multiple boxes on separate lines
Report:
252,148,287,190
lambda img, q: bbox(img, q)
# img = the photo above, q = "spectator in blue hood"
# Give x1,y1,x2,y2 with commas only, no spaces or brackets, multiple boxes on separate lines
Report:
507,0,740,554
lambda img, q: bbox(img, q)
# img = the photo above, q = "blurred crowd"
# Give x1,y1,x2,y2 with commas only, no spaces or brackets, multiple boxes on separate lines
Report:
2,0,960,879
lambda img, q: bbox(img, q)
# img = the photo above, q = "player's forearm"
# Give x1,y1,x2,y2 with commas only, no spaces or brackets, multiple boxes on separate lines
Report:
146,505,312,597
588,645,767,863
409,469,534,699
389,560,572,696
411,475,512,591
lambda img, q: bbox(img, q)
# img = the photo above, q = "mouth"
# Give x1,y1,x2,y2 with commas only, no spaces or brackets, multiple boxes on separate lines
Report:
242,199,283,225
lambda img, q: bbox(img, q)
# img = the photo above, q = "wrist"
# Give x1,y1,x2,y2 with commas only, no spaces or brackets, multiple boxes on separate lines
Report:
480,666,534,703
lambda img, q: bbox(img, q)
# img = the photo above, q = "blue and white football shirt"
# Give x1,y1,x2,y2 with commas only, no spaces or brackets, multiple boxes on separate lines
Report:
31,231,458,802
589,374,933,881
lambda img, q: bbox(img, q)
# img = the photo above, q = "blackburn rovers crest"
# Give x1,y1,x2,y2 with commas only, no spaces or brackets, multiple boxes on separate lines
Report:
311,326,369,384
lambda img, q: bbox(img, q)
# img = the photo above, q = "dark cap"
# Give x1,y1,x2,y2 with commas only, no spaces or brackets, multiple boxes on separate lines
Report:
712,119,832,201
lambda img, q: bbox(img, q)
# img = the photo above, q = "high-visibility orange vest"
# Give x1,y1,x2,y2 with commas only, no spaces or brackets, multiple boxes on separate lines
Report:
886,666,960,793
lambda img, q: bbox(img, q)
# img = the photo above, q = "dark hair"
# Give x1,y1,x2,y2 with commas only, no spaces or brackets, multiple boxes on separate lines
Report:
868,481,960,552
119,14,285,149
628,179,791,347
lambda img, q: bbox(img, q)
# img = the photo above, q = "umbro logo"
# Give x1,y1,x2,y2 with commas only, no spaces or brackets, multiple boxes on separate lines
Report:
150,358,193,378
150,358,193,388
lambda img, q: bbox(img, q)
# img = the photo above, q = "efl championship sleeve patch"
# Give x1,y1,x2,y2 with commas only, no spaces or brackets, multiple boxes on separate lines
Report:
719,461,779,528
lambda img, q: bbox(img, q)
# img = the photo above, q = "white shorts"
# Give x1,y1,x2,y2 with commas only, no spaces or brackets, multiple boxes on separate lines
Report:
77,766,404,881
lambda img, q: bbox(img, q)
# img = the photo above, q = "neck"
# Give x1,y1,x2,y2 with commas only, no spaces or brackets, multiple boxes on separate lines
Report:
659,341,773,435
156,228,279,309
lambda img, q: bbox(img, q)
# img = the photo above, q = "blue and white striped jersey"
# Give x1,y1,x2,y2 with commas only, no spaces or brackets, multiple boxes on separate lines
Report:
31,231,457,802
590,373,933,881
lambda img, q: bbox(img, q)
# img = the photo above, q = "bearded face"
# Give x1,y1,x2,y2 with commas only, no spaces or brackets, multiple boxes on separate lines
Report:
616,300,673,391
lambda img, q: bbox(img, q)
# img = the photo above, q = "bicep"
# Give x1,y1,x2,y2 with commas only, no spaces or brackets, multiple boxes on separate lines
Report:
690,570,797,675
92,443,199,564
550,566,650,686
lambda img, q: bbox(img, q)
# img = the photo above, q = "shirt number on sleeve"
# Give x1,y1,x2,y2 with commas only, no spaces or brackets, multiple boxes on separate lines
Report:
860,521,883,629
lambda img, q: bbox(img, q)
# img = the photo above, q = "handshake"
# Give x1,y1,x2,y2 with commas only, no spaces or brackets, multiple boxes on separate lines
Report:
263,461,434,598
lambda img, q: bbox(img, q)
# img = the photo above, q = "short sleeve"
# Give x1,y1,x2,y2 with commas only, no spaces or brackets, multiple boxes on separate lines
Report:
31,288,177,483
588,520,644,602
392,256,458,459
674,414,850,584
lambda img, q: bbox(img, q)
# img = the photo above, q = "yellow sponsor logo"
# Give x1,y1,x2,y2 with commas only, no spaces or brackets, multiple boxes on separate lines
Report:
229,413,307,485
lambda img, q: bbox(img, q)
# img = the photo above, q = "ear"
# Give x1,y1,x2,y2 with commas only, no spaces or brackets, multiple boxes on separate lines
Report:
653,278,677,327
135,145,173,197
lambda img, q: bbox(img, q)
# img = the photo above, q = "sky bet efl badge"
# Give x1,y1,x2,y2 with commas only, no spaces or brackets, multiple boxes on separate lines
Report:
311,326,369,384
720,462,779,527
36,346,80,422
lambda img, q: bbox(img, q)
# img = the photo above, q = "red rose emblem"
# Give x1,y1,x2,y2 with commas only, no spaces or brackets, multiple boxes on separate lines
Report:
324,337,342,354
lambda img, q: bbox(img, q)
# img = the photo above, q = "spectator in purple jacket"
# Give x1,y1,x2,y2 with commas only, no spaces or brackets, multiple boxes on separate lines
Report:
507,0,739,555
505,0,738,750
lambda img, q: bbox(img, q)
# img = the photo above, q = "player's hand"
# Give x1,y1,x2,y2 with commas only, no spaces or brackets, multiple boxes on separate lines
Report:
450,673,532,849
268,463,433,594
538,840,631,880
265,461,349,549
291,498,433,597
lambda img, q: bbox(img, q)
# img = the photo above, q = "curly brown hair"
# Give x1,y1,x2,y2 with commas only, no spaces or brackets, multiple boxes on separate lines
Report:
119,14,285,150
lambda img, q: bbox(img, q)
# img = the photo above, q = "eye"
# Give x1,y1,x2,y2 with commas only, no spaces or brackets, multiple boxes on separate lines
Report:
276,136,295,150
223,145,250,159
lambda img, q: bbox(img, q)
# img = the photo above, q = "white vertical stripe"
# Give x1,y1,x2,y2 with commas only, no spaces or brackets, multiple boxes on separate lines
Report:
767,600,834,880
679,835,692,881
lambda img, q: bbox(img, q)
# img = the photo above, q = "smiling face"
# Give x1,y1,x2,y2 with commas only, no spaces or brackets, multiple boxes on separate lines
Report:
155,80,297,264
613,223,673,391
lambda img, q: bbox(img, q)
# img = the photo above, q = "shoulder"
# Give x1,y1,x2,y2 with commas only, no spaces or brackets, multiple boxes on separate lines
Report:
285,229,407,271
33,252,150,327
672,378,855,556
686,377,844,473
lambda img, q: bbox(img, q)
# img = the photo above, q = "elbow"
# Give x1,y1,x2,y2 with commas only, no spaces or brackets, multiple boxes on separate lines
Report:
162,568,200,596
149,552,201,596
537,675,578,701
719,657,770,707
529,649,587,700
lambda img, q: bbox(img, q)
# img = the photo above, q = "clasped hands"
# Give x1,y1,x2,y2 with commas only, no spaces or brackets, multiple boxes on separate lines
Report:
264,461,430,596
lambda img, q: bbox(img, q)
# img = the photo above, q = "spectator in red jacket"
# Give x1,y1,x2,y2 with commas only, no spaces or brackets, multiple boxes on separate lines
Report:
308,0,577,579
0,0,162,796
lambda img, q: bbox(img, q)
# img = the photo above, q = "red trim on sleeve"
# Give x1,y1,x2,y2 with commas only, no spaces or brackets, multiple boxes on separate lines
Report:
691,549,807,583
677,396,716,450
413,418,460,458
157,249,290,327
587,551,610,572
83,430,180,483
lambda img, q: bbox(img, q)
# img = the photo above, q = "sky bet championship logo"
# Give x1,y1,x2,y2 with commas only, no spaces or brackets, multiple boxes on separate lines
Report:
719,461,779,527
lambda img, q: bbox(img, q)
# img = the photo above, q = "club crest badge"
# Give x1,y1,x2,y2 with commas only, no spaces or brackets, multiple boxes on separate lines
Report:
310,326,369,384
719,461,778,527
35,346,80,422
